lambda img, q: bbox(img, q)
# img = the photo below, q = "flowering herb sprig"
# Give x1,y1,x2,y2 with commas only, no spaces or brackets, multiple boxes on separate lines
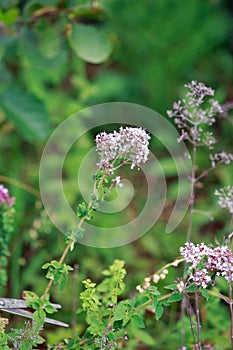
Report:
16,127,150,346
167,82,233,245
40,126,150,303
167,81,222,148
131,81,233,349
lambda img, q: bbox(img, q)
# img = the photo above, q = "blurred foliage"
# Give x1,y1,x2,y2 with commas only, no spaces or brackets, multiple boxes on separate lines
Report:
0,0,233,348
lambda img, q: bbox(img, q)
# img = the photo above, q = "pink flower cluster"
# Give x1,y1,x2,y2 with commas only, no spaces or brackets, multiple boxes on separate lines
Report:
95,127,150,174
0,184,15,208
210,151,233,168
180,242,233,288
167,81,222,148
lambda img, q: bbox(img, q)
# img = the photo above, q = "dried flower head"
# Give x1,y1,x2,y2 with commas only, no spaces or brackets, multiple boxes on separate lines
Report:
215,186,233,214
95,127,150,174
0,184,15,208
167,81,222,148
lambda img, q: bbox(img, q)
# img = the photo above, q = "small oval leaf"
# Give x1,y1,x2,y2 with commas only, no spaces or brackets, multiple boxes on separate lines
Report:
167,293,184,303
69,24,112,64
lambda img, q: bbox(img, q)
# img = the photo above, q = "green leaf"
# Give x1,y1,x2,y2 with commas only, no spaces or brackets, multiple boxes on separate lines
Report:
155,303,163,321
186,284,196,292
50,260,60,269
131,313,145,328
200,288,209,299
134,295,149,308
113,301,130,324
0,7,19,25
59,274,67,291
0,87,50,142
129,326,156,346
33,308,46,330
147,286,161,296
167,293,184,303
152,295,159,309
44,304,57,314
42,263,50,269
68,24,112,64
164,283,177,290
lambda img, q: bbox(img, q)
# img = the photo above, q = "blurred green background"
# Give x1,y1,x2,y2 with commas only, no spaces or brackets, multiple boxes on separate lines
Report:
0,0,233,348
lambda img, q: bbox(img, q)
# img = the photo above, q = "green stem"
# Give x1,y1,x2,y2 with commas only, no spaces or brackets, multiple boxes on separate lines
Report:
41,170,112,300
0,175,40,199
194,289,201,349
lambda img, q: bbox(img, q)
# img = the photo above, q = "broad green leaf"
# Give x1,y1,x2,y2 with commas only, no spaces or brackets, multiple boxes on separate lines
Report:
134,295,149,308
68,24,112,64
147,286,161,296
164,283,177,290
33,308,46,330
38,26,61,59
113,301,130,323
155,303,163,321
44,304,57,314
186,284,196,292
0,7,19,25
42,263,50,269
167,293,184,303
131,313,145,328
0,87,50,142
152,295,159,309
200,288,209,299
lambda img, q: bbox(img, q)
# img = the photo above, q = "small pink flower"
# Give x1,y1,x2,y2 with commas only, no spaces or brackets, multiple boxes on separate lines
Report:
95,127,150,173
0,184,15,208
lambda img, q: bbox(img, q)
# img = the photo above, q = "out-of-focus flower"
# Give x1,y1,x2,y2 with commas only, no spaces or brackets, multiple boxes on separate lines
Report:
210,151,233,168
95,127,150,174
112,176,123,187
219,101,233,118
167,81,222,149
0,184,15,208
215,186,233,214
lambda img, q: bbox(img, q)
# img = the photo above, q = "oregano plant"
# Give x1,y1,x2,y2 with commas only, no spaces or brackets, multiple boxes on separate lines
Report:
1,82,233,350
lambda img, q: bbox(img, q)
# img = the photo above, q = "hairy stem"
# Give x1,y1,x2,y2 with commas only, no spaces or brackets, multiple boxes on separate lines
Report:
194,291,201,349
182,142,197,349
185,294,197,346
41,214,86,300
41,171,109,300
187,143,197,242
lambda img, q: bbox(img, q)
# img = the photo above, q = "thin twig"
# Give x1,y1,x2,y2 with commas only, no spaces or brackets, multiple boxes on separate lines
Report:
71,264,79,331
0,175,41,199
194,291,201,349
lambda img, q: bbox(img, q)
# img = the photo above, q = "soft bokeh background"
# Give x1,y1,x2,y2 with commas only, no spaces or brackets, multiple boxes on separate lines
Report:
0,0,233,348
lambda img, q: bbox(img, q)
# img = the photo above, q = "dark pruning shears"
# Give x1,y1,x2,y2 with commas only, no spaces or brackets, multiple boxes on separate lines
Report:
0,298,69,327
